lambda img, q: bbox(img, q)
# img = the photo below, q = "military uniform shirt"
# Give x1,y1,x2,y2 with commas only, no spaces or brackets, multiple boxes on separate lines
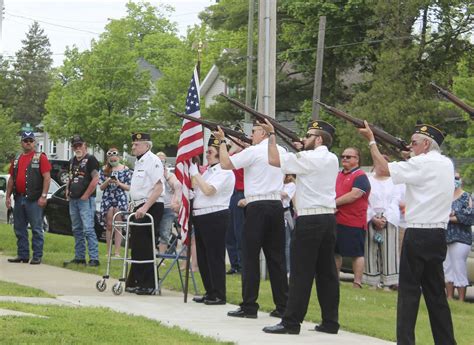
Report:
130,150,165,203
388,150,454,226
193,163,235,210
280,145,338,210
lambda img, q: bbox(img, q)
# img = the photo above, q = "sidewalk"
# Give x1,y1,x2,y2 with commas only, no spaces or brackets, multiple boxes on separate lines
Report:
0,256,394,345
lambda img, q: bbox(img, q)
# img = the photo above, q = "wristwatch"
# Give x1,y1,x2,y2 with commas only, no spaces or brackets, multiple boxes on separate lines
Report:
41,193,47,198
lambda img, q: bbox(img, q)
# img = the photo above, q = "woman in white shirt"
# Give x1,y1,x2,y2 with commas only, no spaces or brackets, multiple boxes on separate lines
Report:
281,174,296,273
189,136,235,305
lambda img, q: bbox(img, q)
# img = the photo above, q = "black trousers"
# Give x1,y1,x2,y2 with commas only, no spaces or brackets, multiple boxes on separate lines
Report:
397,227,456,345
282,214,339,329
126,202,164,289
193,209,229,300
240,200,288,314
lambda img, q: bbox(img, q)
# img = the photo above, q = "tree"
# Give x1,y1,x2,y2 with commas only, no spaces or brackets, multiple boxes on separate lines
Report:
0,57,16,110
0,106,21,167
12,21,53,126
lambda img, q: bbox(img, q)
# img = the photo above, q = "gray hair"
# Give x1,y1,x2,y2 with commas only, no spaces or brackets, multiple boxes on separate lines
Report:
145,141,153,150
426,137,441,153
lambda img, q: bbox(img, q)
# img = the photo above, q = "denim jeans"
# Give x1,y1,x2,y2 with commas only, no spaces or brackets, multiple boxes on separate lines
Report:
69,198,99,260
225,190,245,270
157,207,175,245
13,195,44,259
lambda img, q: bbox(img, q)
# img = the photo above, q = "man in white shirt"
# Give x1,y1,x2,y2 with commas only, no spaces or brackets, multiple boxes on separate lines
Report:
125,132,164,296
215,122,288,319
359,123,456,345
261,119,340,335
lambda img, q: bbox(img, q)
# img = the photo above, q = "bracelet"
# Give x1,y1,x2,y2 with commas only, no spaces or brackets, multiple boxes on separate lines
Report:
268,132,275,136
368,140,376,147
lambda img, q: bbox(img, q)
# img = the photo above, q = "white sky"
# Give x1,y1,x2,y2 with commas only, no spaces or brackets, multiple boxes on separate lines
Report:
1,0,216,66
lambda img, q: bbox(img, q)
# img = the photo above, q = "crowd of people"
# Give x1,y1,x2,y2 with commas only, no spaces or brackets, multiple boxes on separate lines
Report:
5,119,473,343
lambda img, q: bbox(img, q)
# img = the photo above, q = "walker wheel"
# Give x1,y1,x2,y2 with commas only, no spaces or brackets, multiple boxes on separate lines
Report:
96,279,107,292
112,282,123,295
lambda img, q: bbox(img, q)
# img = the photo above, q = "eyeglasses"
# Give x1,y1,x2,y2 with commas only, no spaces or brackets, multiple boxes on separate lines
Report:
22,139,34,143
107,151,119,156
340,155,356,160
454,176,460,181
410,139,425,146
304,133,319,139
251,128,264,134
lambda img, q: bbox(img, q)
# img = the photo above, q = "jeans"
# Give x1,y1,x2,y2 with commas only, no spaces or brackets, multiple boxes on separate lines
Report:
69,198,99,260
157,207,175,245
225,190,245,270
13,195,44,259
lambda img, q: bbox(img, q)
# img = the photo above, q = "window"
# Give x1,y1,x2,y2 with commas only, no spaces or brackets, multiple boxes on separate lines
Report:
49,140,57,155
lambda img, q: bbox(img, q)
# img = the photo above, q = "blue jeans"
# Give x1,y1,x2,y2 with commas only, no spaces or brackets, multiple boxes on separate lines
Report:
13,195,44,259
158,207,175,245
225,190,245,270
69,198,99,260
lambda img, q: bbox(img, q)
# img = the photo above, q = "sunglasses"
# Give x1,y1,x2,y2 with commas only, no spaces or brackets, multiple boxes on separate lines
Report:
22,139,34,143
107,151,119,156
341,155,356,160
454,176,460,181
304,133,319,139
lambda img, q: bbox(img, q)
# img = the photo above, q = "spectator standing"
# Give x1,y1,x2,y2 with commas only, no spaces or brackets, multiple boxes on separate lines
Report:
359,122,456,345
363,166,403,288
6,131,51,265
335,147,371,288
125,133,164,295
281,174,296,274
191,136,235,305
99,147,131,257
444,171,473,302
64,135,100,267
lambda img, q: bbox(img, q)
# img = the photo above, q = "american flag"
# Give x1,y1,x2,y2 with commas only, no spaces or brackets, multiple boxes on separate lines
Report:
175,66,204,244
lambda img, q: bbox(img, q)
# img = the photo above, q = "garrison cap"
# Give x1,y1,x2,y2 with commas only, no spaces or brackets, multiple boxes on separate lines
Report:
413,124,444,146
131,132,151,142
307,120,336,137
21,131,35,140
208,135,221,148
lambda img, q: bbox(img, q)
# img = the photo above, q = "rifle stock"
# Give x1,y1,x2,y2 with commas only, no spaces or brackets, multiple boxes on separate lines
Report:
172,111,252,146
315,100,410,153
430,82,474,119
219,93,303,150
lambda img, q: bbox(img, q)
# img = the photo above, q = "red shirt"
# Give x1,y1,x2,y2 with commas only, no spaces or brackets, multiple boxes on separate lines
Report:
233,168,244,191
9,152,52,194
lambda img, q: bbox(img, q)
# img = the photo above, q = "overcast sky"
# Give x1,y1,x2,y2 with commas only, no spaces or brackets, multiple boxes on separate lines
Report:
1,0,216,66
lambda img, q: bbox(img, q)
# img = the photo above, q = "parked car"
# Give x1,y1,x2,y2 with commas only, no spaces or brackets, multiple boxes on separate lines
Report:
44,185,105,241
0,174,60,227
49,159,70,185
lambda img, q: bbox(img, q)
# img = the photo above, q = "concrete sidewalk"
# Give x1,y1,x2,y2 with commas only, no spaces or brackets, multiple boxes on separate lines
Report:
0,256,394,345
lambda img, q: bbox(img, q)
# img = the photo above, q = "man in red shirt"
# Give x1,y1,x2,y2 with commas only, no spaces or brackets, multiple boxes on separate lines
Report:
335,147,370,288
6,131,52,264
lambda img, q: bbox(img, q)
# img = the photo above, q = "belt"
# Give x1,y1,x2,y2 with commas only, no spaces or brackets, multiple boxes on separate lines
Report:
193,206,227,216
129,198,148,209
246,193,280,203
297,207,335,216
407,222,447,230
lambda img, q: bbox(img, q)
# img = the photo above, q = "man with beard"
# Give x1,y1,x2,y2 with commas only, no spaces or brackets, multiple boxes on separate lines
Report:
64,135,100,267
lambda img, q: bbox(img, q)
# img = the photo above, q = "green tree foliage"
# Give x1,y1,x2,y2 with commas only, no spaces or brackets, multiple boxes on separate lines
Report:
0,106,21,166
0,57,16,110
12,21,53,126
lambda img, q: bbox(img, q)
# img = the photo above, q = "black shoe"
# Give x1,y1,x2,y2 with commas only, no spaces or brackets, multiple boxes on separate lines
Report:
135,287,155,295
88,259,100,267
204,298,226,305
63,258,87,266
315,324,339,334
192,295,208,303
263,323,300,335
226,268,241,275
227,307,257,319
125,286,137,293
30,258,42,265
8,257,29,263
269,309,284,318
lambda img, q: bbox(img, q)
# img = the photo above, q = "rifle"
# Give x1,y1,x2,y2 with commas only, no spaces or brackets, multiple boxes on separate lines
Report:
314,100,410,155
430,82,474,119
219,93,302,151
172,111,252,148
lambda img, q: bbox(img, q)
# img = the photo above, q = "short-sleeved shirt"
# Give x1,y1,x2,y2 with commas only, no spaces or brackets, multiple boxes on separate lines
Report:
280,145,338,210
388,151,454,226
69,154,100,198
193,163,235,209
9,152,52,194
130,150,164,202
230,138,285,199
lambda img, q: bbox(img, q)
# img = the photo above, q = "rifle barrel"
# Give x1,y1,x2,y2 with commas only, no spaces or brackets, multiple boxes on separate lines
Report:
430,82,474,118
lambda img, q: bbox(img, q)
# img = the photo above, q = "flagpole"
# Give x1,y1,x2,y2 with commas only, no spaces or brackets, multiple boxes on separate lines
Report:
184,41,203,303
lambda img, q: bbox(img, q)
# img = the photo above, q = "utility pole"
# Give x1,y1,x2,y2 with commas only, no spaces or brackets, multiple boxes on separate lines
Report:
244,0,255,123
257,0,276,118
311,16,326,120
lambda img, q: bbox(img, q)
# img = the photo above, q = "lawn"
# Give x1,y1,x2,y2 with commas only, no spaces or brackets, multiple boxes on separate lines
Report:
1,224,473,344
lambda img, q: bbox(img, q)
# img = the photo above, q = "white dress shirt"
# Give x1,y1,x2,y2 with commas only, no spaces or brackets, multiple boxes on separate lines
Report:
230,138,285,200
193,163,235,210
280,145,338,210
388,150,454,227
282,182,296,209
130,150,165,203
367,174,403,227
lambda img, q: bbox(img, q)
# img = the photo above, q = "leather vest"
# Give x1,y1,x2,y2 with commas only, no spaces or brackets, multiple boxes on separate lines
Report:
13,152,44,201
68,154,92,199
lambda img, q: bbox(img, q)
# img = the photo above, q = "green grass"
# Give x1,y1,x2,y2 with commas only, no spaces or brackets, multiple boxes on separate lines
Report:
1,224,474,344
0,280,53,298
0,301,229,344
